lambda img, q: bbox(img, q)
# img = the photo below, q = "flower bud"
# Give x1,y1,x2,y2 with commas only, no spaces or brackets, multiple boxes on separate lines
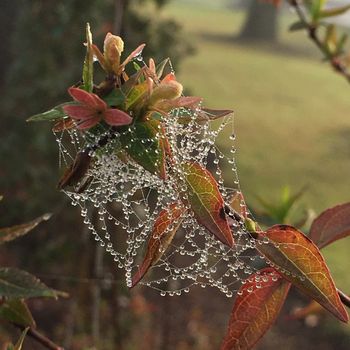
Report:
149,81,183,105
103,33,124,73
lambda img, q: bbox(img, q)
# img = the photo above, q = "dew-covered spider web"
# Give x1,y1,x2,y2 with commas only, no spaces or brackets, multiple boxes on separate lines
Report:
54,65,269,297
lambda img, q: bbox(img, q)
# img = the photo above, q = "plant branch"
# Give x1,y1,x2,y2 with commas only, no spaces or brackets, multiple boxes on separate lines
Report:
289,0,350,83
337,288,350,309
14,324,64,350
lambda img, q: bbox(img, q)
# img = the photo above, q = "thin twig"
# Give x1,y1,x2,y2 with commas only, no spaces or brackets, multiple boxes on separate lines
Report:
14,324,64,350
337,288,350,309
289,0,350,83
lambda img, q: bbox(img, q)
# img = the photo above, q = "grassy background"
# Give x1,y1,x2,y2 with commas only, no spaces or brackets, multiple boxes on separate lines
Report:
162,2,350,290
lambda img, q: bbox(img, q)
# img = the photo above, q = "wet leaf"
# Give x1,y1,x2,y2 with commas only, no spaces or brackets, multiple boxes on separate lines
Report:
182,162,234,247
57,151,92,190
178,108,233,124
131,202,185,287
120,120,167,179
227,190,248,219
0,213,52,245
256,225,348,322
200,108,233,119
119,43,146,73
0,299,35,328
0,268,64,299
221,268,290,350
309,202,350,249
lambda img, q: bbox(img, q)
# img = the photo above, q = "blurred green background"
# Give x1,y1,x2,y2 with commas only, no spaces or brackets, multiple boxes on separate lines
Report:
1,0,350,349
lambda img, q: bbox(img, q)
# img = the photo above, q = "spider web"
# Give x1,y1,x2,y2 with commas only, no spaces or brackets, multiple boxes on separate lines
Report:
54,67,267,297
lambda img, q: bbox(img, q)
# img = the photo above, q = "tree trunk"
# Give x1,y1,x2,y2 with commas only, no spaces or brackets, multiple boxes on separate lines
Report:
239,0,279,42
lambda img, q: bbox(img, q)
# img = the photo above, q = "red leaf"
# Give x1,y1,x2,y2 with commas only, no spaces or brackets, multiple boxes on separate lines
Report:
131,202,185,287
221,268,290,350
309,202,350,249
182,162,234,247
256,225,349,322
287,299,324,321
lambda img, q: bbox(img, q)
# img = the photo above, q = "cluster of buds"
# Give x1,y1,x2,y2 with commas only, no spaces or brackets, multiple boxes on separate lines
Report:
27,24,229,190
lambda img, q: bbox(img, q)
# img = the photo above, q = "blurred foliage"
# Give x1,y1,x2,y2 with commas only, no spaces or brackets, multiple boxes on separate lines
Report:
0,202,63,347
251,185,315,229
0,1,193,348
0,0,192,222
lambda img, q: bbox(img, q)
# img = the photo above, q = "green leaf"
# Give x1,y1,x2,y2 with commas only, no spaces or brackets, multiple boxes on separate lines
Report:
26,102,75,122
82,23,93,92
324,24,337,54
104,89,125,108
119,120,167,179
289,21,308,32
320,4,350,18
133,61,142,72
156,58,170,79
311,0,326,22
0,213,52,245
125,82,148,110
181,162,234,247
336,33,348,55
255,186,305,224
0,299,35,328
0,267,64,299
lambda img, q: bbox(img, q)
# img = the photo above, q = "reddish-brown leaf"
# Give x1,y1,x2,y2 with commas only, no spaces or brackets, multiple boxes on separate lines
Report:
182,162,234,247
52,118,75,132
57,151,92,190
288,299,324,321
0,213,52,245
154,96,203,114
309,202,350,249
227,190,248,219
131,202,185,288
221,267,291,350
179,108,233,124
256,225,348,322
119,43,146,73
